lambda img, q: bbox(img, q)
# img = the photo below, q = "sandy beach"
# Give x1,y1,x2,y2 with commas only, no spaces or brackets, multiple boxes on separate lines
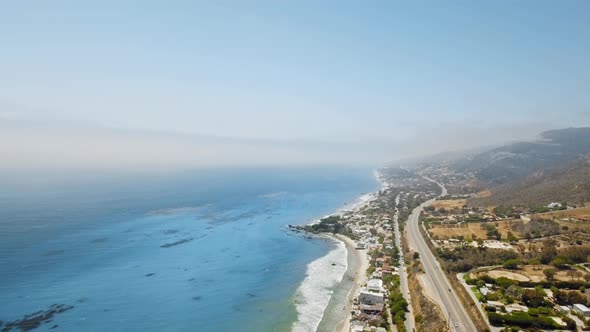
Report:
334,234,369,332
310,170,382,332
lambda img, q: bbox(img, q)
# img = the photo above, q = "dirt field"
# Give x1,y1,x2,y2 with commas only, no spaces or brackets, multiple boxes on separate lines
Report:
474,265,590,283
474,190,492,198
429,220,520,240
534,206,590,221
432,199,467,210
484,270,530,282
558,219,590,232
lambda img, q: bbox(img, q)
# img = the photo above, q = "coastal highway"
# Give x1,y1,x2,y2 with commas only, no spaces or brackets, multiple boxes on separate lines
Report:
406,177,477,332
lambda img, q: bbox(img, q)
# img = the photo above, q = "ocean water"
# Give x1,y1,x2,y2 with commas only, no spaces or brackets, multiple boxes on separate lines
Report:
0,167,378,332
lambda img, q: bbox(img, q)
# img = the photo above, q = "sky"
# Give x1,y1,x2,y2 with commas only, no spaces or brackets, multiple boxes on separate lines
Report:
1,1,589,168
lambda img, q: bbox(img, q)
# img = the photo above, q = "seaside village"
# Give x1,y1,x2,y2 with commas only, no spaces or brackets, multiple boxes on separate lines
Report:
337,195,405,332
303,172,590,332
297,179,416,332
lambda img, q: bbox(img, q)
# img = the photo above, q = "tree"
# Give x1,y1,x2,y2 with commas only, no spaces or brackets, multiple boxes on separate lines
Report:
543,268,556,281
476,279,485,288
506,231,518,242
503,259,520,270
529,258,541,270
551,255,573,269
565,269,577,282
496,277,515,290
540,239,558,264
522,288,545,308
563,317,576,330
505,285,522,298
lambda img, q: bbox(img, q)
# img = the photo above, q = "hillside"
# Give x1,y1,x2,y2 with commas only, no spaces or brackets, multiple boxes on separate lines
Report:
469,155,590,207
452,127,590,186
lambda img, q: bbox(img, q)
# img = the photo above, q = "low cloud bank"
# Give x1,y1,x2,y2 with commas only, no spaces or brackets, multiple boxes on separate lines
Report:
1,118,551,170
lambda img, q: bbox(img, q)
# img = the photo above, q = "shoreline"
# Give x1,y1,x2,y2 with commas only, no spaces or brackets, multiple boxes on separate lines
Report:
333,234,369,332
293,169,384,332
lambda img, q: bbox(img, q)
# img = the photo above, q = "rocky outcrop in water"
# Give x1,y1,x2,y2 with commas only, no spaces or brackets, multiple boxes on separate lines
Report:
1,304,73,332
160,238,194,248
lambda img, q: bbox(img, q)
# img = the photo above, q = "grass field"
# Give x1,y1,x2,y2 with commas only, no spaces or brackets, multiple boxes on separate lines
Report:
428,220,520,240
471,286,484,301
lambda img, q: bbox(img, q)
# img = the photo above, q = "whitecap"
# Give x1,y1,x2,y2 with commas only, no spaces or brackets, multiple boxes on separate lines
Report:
292,238,347,332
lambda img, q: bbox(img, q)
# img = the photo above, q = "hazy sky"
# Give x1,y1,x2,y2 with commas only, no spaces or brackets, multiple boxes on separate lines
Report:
1,1,589,168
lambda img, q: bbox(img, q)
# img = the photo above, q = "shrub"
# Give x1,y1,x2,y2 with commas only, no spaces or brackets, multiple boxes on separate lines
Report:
503,259,520,270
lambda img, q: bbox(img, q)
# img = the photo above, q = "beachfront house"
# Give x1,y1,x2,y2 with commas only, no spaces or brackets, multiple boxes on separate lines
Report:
367,279,384,293
573,303,590,317
358,289,384,314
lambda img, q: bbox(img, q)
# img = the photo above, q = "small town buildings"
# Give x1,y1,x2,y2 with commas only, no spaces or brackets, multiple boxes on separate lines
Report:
573,303,590,317
557,305,571,314
375,258,384,267
358,288,385,314
371,268,383,279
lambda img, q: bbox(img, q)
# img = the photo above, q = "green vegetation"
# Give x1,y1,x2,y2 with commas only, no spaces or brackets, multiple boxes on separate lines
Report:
436,247,519,272
543,268,556,281
388,288,408,327
303,215,356,238
471,286,484,301
488,311,560,329
502,259,520,270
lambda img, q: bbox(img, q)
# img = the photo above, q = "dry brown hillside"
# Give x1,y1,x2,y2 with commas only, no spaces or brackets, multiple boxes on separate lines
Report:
469,155,590,207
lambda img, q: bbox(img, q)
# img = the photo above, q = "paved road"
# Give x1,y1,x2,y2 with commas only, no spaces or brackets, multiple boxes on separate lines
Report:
392,194,415,332
405,177,477,332
458,273,501,332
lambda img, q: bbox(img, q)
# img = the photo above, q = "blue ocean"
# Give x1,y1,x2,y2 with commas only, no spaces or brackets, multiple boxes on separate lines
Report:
0,167,378,332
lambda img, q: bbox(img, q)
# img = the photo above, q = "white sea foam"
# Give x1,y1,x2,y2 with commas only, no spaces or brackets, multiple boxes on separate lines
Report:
293,170,382,330
292,238,348,332
258,191,288,198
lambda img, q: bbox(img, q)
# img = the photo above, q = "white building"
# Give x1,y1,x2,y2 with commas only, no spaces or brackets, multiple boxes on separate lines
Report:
367,279,384,292
506,304,528,313
479,287,490,296
573,303,590,317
